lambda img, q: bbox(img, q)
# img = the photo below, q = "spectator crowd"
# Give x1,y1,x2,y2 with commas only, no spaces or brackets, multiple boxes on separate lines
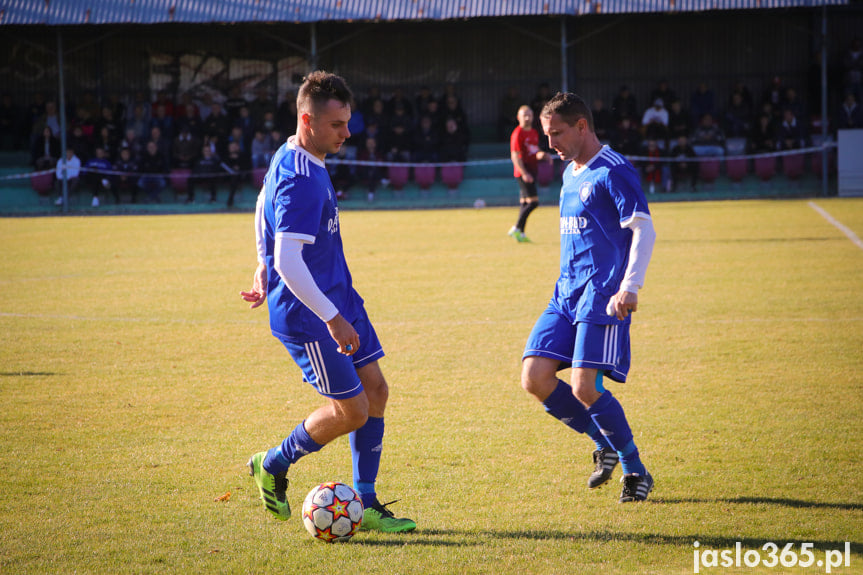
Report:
0,36,860,202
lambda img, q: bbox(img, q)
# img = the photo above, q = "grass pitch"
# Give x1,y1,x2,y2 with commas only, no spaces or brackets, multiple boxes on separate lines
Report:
0,198,861,574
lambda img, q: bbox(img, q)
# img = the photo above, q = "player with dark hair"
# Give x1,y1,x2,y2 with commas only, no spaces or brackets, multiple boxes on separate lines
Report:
520,91,657,503
240,71,416,532
508,105,550,243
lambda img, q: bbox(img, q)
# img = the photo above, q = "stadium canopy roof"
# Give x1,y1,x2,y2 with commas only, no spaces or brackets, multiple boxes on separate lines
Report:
0,0,848,25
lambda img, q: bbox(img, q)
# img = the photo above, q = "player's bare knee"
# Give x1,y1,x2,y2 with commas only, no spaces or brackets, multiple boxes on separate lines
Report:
521,360,555,400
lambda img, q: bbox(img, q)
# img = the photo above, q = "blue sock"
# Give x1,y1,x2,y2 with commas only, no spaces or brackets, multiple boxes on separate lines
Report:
587,391,646,476
543,379,612,451
350,416,384,508
263,420,323,475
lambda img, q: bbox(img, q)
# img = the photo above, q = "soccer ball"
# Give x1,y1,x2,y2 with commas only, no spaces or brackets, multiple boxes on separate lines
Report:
302,482,364,543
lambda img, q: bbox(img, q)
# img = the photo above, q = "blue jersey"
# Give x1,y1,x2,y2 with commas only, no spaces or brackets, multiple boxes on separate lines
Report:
262,138,364,342
554,145,651,325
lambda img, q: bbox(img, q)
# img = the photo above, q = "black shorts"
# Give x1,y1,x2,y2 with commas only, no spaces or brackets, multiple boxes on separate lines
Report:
518,176,538,201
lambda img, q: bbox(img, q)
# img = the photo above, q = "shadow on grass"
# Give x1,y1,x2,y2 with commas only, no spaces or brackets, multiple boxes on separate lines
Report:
652,496,863,511
0,371,57,376
357,528,861,555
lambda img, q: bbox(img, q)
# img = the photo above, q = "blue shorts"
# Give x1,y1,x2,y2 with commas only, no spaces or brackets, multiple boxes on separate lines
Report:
278,308,385,399
523,305,631,382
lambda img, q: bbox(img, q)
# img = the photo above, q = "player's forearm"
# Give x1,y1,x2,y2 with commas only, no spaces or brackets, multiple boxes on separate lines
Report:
619,216,656,294
273,234,339,322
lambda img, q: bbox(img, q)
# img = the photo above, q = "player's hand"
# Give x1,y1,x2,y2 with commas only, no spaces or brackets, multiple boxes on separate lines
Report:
240,262,267,309
606,290,638,321
522,172,535,184
326,314,360,356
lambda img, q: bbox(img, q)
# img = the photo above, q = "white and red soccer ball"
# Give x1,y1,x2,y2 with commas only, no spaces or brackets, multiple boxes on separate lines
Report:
302,482,364,543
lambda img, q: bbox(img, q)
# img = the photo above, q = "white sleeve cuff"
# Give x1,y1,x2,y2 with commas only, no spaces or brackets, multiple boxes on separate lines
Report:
254,187,266,264
619,215,656,294
273,235,339,322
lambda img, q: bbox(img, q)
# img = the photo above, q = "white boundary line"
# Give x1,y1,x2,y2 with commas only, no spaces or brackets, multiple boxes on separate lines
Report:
808,201,863,250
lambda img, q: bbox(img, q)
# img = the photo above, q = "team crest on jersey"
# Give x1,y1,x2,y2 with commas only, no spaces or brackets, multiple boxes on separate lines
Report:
579,181,592,201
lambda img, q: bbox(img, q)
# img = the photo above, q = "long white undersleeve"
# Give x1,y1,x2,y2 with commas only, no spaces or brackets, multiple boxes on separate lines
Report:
274,234,339,322
619,216,656,294
255,187,266,264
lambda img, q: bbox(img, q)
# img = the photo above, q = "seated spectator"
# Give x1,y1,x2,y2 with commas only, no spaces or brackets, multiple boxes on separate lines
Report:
841,37,862,99
31,126,61,170
442,95,470,145
95,106,120,148
387,87,414,119
415,85,435,119
641,139,664,194
612,85,638,123
345,98,365,158
177,104,204,140
412,115,440,163
782,87,805,121
329,145,356,201
112,146,138,203
95,126,117,163
357,136,385,202
174,92,198,121
777,108,806,150
365,98,388,133
749,114,777,153
611,116,641,156
126,103,150,141
203,102,231,143
119,128,144,161
223,140,249,208
592,98,614,144
224,86,248,124
53,148,81,206
152,90,174,119
137,140,167,203
836,91,863,129
641,98,669,144
250,129,271,169
67,125,92,163
724,91,752,139
649,80,677,110
269,129,283,160
667,99,692,144
227,125,247,157
149,125,172,169
438,117,469,162
150,104,175,142
669,136,697,192
690,82,716,125
761,76,786,124
691,113,725,156
32,100,60,146
83,146,113,207
188,144,222,203
384,103,412,162
173,125,201,169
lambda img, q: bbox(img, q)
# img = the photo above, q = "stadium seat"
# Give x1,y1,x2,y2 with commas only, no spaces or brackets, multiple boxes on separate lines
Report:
754,156,776,181
781,153,805,180
726,158,748,182
387,165,409,191
441,164,463,191
537,160,554,187
30,172,54,196
414,165,435,190
698,159,720,184
252,167,267,190
169,168,191,198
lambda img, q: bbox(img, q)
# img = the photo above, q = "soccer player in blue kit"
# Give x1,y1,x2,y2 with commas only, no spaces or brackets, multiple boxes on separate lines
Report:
521,92,658,503
240,71,416,532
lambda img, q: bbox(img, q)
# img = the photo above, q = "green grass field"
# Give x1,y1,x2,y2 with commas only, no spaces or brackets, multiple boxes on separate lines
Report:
1,198,861,574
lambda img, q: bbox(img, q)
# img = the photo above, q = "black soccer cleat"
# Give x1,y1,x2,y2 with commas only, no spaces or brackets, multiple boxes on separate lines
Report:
619,471,654,503
588,447,620,489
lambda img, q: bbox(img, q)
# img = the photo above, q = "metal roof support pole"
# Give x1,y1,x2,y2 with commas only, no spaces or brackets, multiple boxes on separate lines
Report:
820,6,828,197
560,16,568,93
310,22,318,71
57,29,69,213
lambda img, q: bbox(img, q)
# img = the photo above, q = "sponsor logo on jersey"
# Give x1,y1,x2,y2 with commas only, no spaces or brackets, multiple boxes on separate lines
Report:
560,216,589,235
327,206,340,235
580,181,592,201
